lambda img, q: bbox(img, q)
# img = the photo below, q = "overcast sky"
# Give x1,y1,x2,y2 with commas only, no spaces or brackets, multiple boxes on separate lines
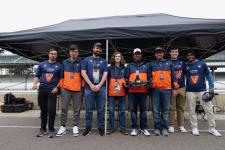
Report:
0,0,225,32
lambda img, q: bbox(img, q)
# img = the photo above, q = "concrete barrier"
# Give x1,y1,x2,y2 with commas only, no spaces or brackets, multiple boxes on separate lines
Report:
0,91,224,112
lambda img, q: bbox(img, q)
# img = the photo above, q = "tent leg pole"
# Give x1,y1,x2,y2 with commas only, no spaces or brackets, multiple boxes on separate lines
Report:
105,39,109,135
211,67,216,79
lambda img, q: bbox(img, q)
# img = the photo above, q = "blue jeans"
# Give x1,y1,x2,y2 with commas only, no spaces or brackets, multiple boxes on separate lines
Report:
151,89,172,131
84,88,106,129
129,93,148,130
108,96,126,129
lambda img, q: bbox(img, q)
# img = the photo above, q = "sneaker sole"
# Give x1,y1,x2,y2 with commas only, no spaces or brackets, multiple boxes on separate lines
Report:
83,132,90,136
143,134,151,136
192,133,200,136
73,133,79,137
36,132,47,137
141,131,151,136
131,134,138,136
209,131,222,137
56,132,66,137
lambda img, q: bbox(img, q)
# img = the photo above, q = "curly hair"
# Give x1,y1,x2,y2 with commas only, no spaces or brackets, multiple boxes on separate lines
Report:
110,52,126,65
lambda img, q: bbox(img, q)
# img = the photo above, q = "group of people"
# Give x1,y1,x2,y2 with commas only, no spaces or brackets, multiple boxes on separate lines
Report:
33,42,222,138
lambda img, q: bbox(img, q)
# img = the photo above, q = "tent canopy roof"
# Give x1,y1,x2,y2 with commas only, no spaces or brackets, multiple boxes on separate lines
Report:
0,13,225,62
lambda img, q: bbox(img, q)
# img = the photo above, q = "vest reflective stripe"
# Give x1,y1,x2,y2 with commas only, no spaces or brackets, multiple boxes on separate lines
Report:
61,72,82,91
152,70,172,89
108,78,126,96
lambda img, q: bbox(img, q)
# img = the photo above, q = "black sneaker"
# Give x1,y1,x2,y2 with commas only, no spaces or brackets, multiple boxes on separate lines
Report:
99,128,105,136
107,128,115,135
36,130,47,137
120,128,129,135
82,127,91,136
48,132,54,138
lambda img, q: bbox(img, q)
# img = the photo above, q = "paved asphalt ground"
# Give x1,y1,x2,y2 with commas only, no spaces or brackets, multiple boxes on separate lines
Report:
0,110,225,150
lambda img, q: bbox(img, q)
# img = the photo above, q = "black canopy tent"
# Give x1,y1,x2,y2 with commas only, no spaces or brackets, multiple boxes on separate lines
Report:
0,13,225,62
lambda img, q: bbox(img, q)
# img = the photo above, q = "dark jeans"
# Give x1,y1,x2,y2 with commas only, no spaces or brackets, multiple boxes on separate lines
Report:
129,93,148,130
84,88,106,129
108,96,126,129
151,89,172,131
38,88,57,132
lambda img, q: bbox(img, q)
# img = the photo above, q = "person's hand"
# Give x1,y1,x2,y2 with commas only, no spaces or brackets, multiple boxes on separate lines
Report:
32,84,38,90
51,87,58,94
94,84,101,92
81,80,85,88
173,82,179,90
172,90,177,95
90,84,97,92
209,88,214,94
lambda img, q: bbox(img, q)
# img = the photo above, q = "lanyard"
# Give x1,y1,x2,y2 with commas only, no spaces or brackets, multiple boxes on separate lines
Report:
114,66,121,80
157,61,163,74
93,58,99,70
71,61,76,71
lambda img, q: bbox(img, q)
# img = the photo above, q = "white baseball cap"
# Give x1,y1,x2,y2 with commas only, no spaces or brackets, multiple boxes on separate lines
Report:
133,48,142,54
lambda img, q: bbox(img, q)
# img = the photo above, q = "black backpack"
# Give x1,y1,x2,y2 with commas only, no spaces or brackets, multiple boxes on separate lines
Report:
15,98,26,104
4,93,16,105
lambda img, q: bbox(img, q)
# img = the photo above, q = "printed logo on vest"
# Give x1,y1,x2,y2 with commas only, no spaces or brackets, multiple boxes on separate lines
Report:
45,73,54,82
176,70,182,79
190,75,199,84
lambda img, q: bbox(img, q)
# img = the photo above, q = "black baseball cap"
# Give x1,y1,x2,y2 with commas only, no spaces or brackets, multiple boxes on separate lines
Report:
93,42,103,49
155,47,164,53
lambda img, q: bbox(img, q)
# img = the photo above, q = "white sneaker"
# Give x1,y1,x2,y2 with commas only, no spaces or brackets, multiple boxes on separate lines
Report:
130,129,138,136
56,126,66,137
73,126,79,137
141,129,150,136
192,128,200,136
179,126,187,133
168,126,175,133
209,128,222,137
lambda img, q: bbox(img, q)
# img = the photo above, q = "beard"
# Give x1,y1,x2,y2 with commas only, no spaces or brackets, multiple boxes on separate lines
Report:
93,50,102,56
